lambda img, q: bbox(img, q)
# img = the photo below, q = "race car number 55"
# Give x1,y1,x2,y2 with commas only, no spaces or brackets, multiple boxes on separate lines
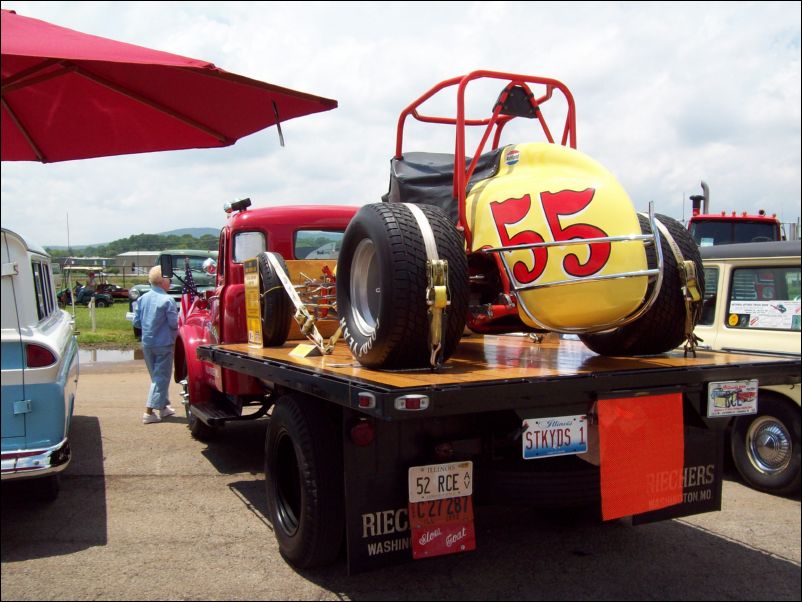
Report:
408,461,473,503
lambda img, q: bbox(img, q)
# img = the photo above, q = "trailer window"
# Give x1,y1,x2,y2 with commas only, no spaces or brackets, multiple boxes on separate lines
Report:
31,259,56,321
233,231,266,263
294,230,345,260
726,265,801,331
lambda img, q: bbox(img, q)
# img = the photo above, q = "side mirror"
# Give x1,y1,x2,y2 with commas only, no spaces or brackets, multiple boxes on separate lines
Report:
160,255,174,278
202,257,217,275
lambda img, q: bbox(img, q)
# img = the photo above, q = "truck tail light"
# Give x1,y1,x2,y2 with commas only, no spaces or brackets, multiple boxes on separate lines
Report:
350,419,375,446
357,392,376,409
26,344,56,368
395,394,430,411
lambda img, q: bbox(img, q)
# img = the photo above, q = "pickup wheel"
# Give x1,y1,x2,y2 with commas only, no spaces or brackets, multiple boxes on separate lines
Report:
731,393,800,496
265,395,344,568
258,252,292,346
579,214,703,356
337,203,468,368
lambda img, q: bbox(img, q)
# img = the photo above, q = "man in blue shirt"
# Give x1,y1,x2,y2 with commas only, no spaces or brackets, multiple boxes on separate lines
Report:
134,266,179,424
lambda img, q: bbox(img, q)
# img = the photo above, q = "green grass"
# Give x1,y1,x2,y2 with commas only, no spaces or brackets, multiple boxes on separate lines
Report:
66,301,138,347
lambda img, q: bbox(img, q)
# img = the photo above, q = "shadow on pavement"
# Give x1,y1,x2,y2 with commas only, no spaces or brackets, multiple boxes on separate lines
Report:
1,415,108,562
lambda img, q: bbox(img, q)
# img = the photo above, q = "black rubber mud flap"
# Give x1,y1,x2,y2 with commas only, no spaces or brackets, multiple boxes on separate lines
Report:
337,203,468,369
265,394,345,568
257,251,292,347
580,213,704,356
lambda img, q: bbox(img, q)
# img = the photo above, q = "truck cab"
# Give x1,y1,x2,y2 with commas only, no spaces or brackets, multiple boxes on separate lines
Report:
173,201,357,435
687,181,784,246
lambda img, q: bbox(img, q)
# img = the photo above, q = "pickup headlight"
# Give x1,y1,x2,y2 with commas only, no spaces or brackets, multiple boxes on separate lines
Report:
129,289,140,300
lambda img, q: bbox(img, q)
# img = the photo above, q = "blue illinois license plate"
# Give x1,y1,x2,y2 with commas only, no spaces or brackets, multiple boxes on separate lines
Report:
522,415,588,459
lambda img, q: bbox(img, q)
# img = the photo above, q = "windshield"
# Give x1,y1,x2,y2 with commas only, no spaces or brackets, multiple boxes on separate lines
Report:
691,220,779,246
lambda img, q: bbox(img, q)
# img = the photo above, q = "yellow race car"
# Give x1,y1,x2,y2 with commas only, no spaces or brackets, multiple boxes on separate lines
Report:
337,70,703,369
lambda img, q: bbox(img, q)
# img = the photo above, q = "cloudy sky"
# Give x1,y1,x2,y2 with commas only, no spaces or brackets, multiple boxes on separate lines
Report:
1,1,800,246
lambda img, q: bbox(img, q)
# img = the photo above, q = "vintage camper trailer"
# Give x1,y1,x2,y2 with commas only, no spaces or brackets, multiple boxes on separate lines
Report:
1,228,78,500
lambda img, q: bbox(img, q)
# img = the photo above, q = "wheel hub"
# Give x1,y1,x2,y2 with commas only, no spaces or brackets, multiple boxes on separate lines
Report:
746,416,792,475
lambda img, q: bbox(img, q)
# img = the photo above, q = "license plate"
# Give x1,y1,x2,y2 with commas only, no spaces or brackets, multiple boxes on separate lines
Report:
409,496,476,559
408,461,473,503
522,414,588,459
707,379,758,417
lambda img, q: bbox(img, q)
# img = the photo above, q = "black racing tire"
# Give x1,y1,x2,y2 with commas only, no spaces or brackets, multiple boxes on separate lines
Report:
337,203,468,369
265,394,344,568
731,393,800,496
182,359,216,441
579,213,704,356
257,252,292,347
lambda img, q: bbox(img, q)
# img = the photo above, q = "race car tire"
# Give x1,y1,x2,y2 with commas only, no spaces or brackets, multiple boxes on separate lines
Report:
580,213,704,356
257,252,292,347
337,202,468,369
265,394,344,568
731,393,801,496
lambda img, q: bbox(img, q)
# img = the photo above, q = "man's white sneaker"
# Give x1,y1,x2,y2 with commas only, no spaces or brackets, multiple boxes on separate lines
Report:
160,405,177,419
142,412,161,424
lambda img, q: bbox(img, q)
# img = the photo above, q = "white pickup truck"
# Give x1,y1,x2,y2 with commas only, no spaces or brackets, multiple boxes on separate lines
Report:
695,240,801,495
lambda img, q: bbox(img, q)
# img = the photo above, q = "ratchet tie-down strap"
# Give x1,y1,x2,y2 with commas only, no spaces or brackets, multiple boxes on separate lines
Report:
653,221,703,357
404,204,450,369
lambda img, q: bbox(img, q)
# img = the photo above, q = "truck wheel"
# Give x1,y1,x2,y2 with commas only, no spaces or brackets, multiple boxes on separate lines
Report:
337,203,468,368
96,299,108,308
265,394,344,568
579,214,703,356
258,252,292,346
731,393,800,495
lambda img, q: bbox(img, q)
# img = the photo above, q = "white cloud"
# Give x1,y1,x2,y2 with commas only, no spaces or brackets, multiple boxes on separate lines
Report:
1,0,799,245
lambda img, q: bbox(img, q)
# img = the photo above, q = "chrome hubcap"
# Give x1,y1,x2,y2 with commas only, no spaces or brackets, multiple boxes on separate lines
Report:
746,416,792,475
349,238,382,337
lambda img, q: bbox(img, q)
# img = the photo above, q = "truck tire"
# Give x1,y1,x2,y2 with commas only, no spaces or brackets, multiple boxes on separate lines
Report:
337,203,468,368
258,252,292,346
265,394,344,568
731,393,800,496
579,213,704,356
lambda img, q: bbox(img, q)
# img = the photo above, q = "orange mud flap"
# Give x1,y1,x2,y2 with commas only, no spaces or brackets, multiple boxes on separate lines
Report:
598,390,723,524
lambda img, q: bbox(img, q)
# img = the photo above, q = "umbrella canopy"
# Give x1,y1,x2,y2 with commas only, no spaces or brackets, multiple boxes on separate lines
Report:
0,9,337,163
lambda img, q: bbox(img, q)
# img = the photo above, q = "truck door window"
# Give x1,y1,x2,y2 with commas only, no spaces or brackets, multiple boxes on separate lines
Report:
699,266,719,326
233,231,266,263
294,230,345,260
727,266,801,331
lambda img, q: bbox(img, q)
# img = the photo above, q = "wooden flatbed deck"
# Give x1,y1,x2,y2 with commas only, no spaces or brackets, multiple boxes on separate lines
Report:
199,335,800,421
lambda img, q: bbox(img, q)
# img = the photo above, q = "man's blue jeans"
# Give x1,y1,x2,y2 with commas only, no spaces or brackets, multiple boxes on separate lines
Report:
142,345,174,410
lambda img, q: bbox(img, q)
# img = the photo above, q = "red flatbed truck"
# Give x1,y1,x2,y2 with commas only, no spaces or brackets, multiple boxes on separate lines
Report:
193,334,800,573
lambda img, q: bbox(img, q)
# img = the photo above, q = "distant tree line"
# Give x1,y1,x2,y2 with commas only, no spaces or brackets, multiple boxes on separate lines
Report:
46,233,219,258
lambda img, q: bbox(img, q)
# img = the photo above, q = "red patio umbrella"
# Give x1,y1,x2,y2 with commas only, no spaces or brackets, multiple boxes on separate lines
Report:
0,9,337,163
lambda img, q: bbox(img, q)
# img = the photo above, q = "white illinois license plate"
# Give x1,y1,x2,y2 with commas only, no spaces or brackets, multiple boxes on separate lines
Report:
522,414,588,459
707,379,758,417
408,461,473,503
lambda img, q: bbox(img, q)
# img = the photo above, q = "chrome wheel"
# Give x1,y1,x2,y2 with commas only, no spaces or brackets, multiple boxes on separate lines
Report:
745,416,792,475
349,238,381,337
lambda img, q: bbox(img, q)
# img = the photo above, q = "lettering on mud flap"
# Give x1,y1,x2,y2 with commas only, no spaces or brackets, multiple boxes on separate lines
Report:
360,507,410,557
647,464,716,511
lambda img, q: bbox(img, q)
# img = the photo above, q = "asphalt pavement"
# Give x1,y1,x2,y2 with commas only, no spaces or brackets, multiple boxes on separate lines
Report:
1,359,800,600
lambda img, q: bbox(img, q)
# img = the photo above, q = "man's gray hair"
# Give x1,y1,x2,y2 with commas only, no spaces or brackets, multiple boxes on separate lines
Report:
148,265,163,285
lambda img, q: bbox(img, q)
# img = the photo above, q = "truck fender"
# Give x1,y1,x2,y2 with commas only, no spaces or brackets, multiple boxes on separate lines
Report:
175,325,213,405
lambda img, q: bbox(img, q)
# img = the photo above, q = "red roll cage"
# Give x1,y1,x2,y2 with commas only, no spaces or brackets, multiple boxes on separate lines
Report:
393,70,577,248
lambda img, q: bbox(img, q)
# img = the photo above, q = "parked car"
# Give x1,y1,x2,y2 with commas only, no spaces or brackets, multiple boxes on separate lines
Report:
95,282,129,299
695,240,800,495
1,228,78,500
